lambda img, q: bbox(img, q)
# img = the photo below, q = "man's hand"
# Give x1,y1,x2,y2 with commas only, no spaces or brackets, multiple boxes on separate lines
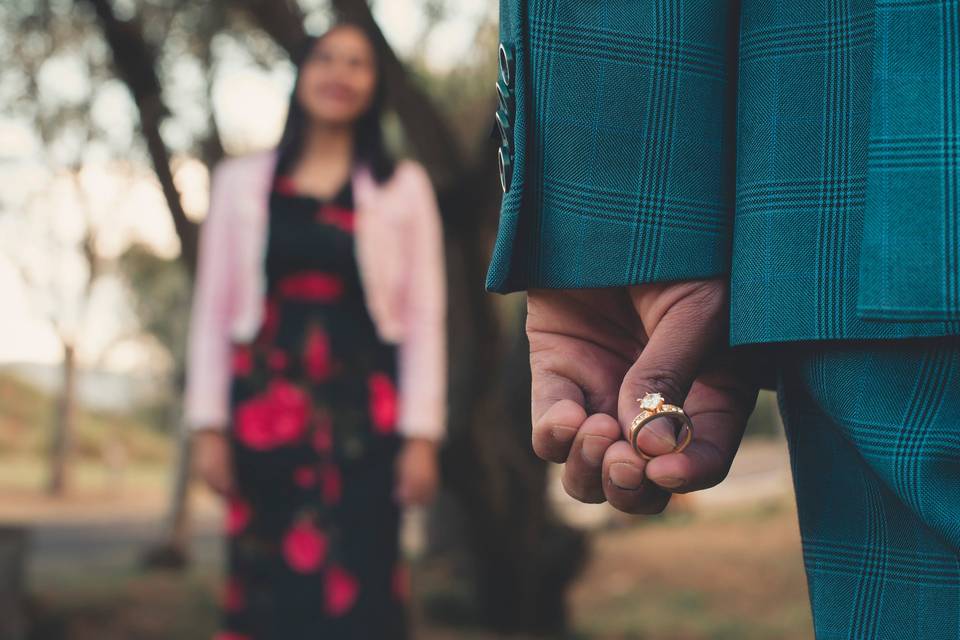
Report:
527,280,757,514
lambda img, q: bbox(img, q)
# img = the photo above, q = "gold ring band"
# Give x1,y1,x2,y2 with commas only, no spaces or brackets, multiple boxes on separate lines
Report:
629,393,694,460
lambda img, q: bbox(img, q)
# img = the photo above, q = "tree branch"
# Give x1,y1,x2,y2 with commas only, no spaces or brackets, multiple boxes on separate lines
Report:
83,0,200,273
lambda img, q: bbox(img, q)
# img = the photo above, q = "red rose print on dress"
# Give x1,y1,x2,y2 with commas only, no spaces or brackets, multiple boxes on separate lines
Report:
226,497,252,536
316,205,355,233
223,578,245,612
277,272,343,302
324,565,360,616
312,412,334,455
321,464,342,505
268,349,288,372
369,373,398,434
392,563,410,602
235,381,310,450
293,465,318,489
259,299,280,345
304,326,333,382
214,632,252,640
232,346,253,377
282,520,328,573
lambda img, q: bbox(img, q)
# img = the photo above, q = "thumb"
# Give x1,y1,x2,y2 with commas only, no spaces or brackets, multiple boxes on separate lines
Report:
618,284,725,457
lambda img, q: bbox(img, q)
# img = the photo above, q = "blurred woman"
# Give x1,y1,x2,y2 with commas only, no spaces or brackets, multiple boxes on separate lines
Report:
184,21,447,640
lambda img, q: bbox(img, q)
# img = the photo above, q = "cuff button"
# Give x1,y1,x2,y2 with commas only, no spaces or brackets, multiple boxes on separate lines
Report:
498,145,513,193
498,43,514,88
495,109,512,146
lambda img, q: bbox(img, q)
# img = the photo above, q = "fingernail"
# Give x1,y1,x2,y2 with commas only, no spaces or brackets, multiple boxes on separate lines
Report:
551,426,578,442
655,476,685,489
581,435,609,466
646,418,677,447
609,462,644,490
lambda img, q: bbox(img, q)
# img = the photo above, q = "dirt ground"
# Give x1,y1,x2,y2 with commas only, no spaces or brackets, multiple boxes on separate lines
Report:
4,439,813,640
14,500,812,640
568,501,812,639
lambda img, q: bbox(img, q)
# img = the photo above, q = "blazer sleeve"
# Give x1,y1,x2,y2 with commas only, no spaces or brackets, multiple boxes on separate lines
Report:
396,163,448,441
486,0,738,293
183,161,236,432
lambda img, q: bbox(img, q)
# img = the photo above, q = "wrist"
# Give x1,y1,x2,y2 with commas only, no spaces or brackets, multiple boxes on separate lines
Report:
403,437,439,452
193,429,227,444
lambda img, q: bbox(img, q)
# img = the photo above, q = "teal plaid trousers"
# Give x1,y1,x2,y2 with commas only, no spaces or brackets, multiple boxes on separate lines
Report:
780,340,960,639
486,0,960,636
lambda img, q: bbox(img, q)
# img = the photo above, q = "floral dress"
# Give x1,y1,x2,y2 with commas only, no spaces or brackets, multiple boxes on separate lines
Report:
216,175,409,640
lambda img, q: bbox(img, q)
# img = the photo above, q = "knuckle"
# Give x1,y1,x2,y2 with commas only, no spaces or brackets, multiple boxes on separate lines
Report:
628,495,670,515
679,279,728,315
699,464,733,491
561,471,604,504
713,465,732,486
607,489,670,515
531,434,566,463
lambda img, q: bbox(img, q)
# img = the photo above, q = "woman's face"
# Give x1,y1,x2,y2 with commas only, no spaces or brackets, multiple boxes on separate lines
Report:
296,26,378,127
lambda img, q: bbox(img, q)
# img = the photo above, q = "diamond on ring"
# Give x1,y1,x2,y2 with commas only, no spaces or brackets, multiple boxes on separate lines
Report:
639,392,664,411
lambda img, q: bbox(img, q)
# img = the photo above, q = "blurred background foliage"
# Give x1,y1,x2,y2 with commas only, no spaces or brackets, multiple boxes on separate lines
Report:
0,1,809,638
0,0,581,634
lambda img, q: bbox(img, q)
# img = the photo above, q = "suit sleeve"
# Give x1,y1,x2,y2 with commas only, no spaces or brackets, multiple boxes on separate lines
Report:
183,161,236,432
486,0,738,293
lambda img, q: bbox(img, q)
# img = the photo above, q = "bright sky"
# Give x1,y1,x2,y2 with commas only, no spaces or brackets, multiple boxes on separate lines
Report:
0,0,495,371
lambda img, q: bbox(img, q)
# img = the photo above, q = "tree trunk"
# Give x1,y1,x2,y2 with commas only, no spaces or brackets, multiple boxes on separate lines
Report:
441,296,587,634
47,342,77,496
140,416,192,569
84,0,200,568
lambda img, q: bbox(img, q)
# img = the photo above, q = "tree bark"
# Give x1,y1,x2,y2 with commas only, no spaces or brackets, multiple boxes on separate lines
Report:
83,0,198,565
140,418,192,569
47,342,77,496
83,0,200,272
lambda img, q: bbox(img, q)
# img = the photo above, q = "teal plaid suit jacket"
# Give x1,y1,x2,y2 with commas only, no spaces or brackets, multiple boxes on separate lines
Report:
487,0,960,346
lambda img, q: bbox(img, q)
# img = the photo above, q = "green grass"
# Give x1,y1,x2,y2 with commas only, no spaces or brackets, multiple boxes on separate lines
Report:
0,371,170,465
0,456,169,494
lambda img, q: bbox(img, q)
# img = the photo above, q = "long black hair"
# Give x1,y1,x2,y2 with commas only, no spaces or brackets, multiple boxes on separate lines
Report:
273,20,395,183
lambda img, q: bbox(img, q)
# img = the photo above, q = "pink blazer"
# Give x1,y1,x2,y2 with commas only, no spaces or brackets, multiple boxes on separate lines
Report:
184,151,447,441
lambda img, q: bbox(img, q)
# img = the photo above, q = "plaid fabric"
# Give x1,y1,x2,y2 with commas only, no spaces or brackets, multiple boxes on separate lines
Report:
779,339,960,639
486,0,960,345
487,0,738,291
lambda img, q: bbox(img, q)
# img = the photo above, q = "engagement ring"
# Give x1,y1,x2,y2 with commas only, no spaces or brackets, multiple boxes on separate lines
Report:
629,392,694,460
